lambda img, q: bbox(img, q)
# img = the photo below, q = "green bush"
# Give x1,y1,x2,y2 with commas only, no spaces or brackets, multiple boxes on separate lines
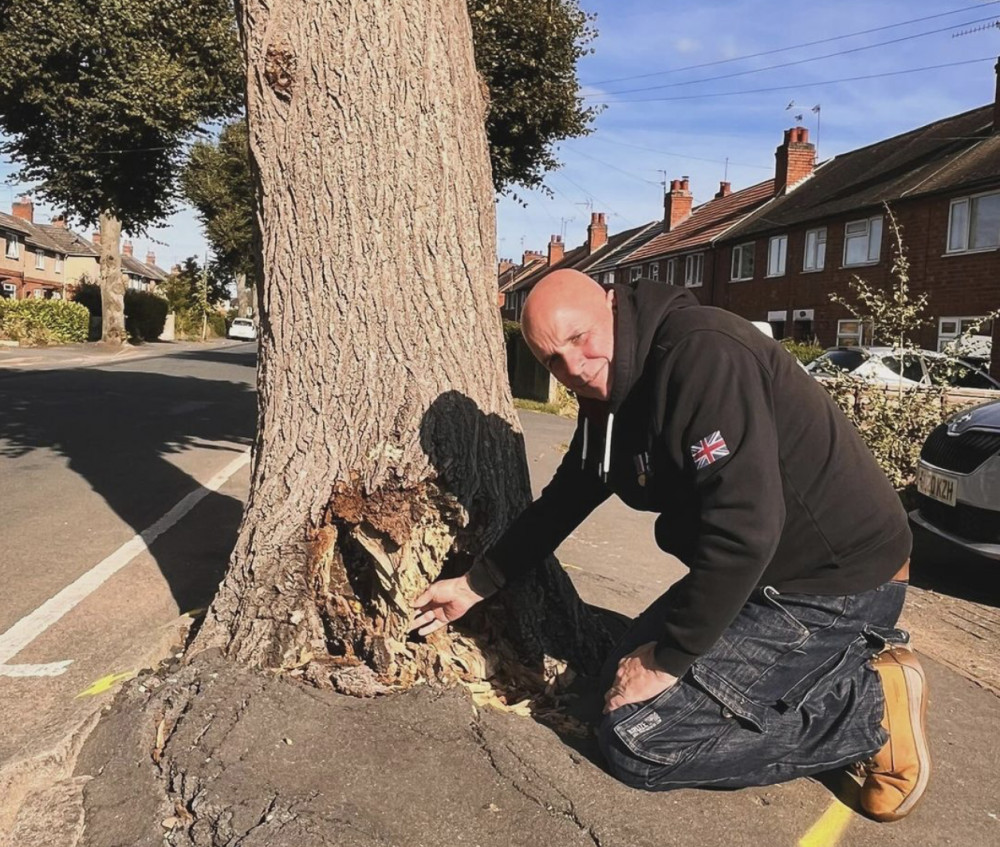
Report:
73,283,168,342
781,338,825,364
0,298,89,345
502,319,521,344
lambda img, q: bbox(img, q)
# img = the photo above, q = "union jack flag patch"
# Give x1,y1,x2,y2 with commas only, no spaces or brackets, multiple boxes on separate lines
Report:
690,431,730,470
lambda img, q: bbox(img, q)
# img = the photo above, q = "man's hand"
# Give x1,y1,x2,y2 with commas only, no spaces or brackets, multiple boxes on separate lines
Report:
409,574,485,636
604,641,678,714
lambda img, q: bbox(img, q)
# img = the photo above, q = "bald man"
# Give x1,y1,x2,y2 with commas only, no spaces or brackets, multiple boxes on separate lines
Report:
413,270,928,820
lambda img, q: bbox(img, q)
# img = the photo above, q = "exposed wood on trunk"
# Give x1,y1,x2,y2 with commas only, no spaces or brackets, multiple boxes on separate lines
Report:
193,0,614,686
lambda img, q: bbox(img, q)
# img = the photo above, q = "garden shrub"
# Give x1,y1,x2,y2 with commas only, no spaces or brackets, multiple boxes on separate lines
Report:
124,290,168,341
0,298,89,345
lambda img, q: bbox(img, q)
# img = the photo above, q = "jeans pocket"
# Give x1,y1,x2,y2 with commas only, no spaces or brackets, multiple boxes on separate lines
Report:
612,682,708,767
780,635,870,708
690,662,770,732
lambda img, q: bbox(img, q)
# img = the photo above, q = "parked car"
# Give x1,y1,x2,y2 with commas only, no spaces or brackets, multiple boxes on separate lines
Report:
806,346,1000,390
227,317,257,341
910,400,1000,560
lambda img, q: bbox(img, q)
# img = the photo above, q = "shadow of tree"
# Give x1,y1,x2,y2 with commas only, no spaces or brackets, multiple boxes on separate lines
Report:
0,350,257,612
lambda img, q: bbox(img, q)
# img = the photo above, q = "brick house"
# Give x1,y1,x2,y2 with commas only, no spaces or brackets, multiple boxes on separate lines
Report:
711,67,1000,376
500,213,659,321
0,198,74,300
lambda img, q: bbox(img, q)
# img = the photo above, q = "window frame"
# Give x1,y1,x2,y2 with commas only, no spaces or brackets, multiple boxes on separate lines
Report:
34,250,45,270
55,254,64,274
5,235,21,260
843,215,883,267
648,262,659,282
730,242,755,282
835,318,868,348
766,235,787,277
937,315,992,354
629,266,641,283
684,252,704,287
665,258,676,285
802,227,827,272
946,190,1000,254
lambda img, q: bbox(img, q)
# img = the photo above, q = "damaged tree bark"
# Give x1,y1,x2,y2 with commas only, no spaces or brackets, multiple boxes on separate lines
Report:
193,0,612,691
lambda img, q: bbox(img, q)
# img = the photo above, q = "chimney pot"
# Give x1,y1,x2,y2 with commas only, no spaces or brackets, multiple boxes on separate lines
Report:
587,210,609,254
123,241,134,256
547,234,565,266
12,195,33,223
50,215,67,228
663,177,693,232
774,125,816,195
146,251,156,266
91,230,101,246
715,181,732,199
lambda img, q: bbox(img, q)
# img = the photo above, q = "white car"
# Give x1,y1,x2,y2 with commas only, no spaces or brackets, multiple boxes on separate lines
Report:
911,400,1000,559
227,317,257,341
806,346,1000,390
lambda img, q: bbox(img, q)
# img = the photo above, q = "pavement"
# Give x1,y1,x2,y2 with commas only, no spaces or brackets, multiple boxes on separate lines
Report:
0,345,998,845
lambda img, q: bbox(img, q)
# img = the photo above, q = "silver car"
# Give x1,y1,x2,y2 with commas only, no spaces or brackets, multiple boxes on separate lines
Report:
910,400,1000,560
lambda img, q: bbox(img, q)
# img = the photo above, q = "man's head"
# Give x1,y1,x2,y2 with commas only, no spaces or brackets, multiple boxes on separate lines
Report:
521,269,615,401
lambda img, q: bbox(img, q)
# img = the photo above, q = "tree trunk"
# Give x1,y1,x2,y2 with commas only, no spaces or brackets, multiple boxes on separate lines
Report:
98,211,127,345
235,272,252,317
194,0,612,689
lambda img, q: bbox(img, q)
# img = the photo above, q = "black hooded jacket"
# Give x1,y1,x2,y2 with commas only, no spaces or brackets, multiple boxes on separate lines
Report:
479,280,912,677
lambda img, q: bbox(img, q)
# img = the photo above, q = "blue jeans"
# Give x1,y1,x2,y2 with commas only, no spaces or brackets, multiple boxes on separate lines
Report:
597,581,908,790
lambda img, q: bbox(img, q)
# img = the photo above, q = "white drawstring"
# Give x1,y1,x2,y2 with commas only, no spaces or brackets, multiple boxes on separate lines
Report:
581,418,589,469
602,412,615,482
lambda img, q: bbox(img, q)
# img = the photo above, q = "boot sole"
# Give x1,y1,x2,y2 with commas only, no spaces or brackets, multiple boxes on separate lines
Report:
873,650,931,822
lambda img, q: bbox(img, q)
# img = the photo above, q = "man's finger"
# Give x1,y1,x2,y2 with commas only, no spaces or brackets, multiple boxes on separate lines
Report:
411,588,433,608
417,618,448,637
408,610,436,632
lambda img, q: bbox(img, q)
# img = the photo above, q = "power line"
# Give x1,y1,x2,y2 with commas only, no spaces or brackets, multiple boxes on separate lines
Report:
590,56,997,104
585,135,772,171
559,145,661,186
591,14,1000,98
584,0,1000,86
551,169,634,226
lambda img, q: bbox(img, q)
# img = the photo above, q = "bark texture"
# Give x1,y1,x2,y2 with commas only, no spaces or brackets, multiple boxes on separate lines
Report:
98,212,126,345
194,0,612,688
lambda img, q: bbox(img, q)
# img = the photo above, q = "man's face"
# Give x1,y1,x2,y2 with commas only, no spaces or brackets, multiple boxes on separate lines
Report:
523,287,616,401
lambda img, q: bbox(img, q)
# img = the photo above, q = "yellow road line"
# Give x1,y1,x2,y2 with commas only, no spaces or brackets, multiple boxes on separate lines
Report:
75,670,136,698
798,798,853,847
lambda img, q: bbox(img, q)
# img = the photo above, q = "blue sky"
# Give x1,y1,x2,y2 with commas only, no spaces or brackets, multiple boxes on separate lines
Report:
2,0,998,269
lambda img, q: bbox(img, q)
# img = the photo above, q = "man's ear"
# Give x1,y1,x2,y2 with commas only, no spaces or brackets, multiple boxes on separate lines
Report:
605,287,616,310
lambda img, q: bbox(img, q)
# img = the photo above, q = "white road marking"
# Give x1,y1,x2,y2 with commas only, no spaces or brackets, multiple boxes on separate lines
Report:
0,450,251,677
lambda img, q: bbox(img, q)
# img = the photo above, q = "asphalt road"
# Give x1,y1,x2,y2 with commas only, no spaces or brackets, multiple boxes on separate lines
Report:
0,342,256,813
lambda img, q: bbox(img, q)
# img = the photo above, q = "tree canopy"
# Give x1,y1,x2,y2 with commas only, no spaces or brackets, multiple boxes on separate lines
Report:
0,0,243,232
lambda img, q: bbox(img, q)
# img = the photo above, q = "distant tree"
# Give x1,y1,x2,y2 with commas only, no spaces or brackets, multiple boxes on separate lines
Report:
160,256,230,338
180,121,257,316
0,0,242,344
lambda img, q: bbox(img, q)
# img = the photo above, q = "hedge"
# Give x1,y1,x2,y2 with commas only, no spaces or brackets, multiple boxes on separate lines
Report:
72,282,168,342
0,298,89,345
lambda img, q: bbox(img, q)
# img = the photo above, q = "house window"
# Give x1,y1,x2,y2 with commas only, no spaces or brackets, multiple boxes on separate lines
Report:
31,288,45,299
629,266,641,282
5,235,21,260
649,262,659,281
938,316,993,356
666,258,676,285
947,191,1000,252
731,243,754,281
35,250,45,270
685,253,704,287
843,216,883,266
767,235,787,277
602,271,614,286
836,319,866,347
55,255,64,274
1,282,16,298
803,227,827,271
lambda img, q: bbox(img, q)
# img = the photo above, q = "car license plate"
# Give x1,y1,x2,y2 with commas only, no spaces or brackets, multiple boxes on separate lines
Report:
916,465,957,507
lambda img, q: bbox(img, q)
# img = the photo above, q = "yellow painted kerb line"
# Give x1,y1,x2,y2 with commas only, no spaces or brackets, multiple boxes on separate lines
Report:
798,799,853,847
76,670,136,698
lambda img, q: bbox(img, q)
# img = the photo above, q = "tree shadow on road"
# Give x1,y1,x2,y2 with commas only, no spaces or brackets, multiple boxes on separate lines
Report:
0,351,257,614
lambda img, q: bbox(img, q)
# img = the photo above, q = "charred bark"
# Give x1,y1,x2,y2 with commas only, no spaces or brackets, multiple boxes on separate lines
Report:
193,0,613,689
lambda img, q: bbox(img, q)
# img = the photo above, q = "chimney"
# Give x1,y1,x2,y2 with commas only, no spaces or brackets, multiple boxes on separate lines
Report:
497,258,515,277
146,251,157,266
91,230,101,246
715,181,732,199
774,126,815,194
12,195,33,222
994,57,1000,133
663,177,693,232
522,249,544,266
50,216,67,228
123,241,133,256
547,234,564,266
587,212,608,254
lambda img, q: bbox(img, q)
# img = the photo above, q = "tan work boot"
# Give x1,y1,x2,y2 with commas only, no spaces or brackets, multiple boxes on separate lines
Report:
859,646,931,822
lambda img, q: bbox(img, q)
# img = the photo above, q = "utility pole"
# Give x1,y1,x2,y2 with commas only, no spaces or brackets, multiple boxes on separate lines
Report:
201,252,209,342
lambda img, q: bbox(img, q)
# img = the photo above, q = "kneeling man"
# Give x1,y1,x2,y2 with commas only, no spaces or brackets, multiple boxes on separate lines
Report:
412,270,928,821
